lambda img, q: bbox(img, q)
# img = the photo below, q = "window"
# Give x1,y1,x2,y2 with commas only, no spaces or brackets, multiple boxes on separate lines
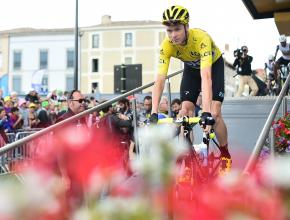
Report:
13,51,22,70
92,82,99,93
40,75,48,94
92,59,99,72
159,31,166,44
66,75,74,91
39,49,48,69
92,34,99,48
67,49,74,68
124,57,132,64
12,75,21,94
125,33,133,47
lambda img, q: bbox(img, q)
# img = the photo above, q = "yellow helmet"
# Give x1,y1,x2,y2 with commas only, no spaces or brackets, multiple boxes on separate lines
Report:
162,5,189,25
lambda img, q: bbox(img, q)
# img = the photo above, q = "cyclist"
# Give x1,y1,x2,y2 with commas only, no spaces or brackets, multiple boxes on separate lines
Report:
274,34,290,80
150,5,231,173
264,55,276,92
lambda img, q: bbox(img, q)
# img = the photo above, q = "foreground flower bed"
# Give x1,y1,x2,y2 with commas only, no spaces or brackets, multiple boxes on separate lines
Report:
0,125,289,220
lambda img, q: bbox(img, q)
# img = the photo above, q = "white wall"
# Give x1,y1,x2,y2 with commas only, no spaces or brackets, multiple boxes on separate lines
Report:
9,33,74,94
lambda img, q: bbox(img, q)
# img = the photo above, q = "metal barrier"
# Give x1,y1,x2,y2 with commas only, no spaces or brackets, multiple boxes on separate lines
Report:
0,130,46,174
243,72,290,173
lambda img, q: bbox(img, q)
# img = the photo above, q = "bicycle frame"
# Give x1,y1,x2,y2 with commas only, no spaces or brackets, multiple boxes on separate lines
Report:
158,117,222,200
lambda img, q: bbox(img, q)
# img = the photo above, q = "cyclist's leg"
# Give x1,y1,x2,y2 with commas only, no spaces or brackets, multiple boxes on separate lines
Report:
179,64,201,116
211,57,232,173
179,64,200,143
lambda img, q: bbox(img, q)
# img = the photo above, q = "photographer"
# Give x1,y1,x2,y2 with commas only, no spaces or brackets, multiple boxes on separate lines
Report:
233,46,258,96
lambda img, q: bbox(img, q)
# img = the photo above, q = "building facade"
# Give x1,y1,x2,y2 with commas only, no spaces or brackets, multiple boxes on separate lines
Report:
0,28,75,95
79,16,183,95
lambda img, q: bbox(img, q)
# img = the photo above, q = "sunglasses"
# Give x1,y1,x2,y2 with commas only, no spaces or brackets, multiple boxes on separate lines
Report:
70,99,86,104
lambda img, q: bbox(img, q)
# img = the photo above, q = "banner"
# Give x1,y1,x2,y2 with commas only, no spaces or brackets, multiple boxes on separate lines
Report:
0,74,9,97
31,69,46,93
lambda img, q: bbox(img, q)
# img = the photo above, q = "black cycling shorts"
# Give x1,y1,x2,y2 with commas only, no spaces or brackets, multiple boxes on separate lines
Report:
276,56,290,66
180,56,225,105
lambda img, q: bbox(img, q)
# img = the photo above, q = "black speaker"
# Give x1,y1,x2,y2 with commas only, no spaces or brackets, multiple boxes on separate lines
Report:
114,64,142,94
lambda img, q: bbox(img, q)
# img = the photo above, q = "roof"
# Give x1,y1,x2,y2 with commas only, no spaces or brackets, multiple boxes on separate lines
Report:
86,20,162,28
242,0,290,19
0,27,74,36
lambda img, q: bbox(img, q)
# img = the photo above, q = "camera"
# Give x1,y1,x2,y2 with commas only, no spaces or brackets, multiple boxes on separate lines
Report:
234,48,242,58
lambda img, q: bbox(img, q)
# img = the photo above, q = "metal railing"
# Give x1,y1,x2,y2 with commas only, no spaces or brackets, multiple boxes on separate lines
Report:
243,72,290,173
0,70,183,159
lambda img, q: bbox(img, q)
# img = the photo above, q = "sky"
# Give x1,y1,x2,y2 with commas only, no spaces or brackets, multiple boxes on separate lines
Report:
0,0,284,69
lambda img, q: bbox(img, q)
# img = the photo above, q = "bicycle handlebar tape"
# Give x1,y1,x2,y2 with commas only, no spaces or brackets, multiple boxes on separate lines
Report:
200,112,215,127
188,117,200,124
149,113,159,124
157,117,174,124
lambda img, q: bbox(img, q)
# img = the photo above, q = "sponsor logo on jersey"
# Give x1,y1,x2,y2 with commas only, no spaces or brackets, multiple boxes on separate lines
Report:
160,49,164,55
176,50,181,57
190,51,200,57
200,43,207,49
202,51,211,57
159,59,165,64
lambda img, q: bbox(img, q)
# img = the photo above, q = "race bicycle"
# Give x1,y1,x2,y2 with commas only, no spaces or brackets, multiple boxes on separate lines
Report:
158,116,222,201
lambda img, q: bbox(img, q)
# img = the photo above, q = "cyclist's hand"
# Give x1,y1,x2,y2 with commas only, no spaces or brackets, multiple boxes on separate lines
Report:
149,113,158,124
199,112,215,132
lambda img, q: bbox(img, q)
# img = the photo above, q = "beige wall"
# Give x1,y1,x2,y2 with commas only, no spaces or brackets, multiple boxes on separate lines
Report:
136,50,155,72
81,75,89,93
102,51,121,72
101,74,114,93
81,51,89,73
103,31,121,48
81,32,89,50
136,30,155,47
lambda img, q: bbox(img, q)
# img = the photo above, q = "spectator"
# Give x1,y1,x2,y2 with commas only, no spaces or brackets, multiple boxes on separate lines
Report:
28,103,39,128
138,96,152,124
56,89,86,126
116,98,133,121
37,100,52,128
171,98,181,118
3,96,13,114
18,99,29,129
10,91,18,107
159,96,169,115
25,89,40,103
9,107,23,130
233,46,258,96
0,107,9,145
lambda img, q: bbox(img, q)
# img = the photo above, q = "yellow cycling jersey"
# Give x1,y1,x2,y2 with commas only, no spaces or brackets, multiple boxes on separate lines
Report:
158,28,222,76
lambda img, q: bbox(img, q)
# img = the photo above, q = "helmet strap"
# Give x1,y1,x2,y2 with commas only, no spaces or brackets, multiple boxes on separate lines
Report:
183,24,188,45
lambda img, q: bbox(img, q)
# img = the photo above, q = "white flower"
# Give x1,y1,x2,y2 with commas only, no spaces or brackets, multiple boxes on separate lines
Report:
261,156,290,189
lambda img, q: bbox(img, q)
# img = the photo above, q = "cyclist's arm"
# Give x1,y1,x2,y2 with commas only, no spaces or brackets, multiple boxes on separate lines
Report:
152,74,166,113
200,35,213,113
200,67,212,113
153,40,172,114
274,45,279,61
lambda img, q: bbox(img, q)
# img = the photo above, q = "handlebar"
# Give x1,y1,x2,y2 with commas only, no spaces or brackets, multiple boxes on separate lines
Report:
157,116,200,125
157,116,216,141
